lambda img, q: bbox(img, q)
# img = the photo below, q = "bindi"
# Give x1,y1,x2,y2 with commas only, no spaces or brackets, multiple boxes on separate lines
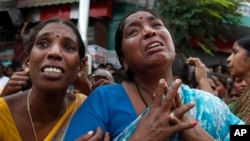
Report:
56,35,59,38
139,17,143,19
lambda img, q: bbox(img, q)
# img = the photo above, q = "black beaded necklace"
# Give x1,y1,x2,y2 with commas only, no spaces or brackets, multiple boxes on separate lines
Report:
134,81,149,108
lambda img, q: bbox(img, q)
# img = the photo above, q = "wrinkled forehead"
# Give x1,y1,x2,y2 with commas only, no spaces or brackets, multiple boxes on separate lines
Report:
37,22,77,41
123,11,160,27
126,11,156,19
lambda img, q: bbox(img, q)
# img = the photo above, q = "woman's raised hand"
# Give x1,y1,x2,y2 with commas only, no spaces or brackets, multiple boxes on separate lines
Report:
168,79,214,141
1,68,30,97
128,79,197,141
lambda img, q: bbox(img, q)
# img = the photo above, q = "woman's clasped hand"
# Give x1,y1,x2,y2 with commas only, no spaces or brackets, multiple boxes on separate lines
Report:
129,79,198,140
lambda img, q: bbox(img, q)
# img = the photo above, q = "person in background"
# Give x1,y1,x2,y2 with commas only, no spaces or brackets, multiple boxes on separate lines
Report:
224,77,247,107
105,63,114,72
232,77,248,97
0,63,9,92
227,35,250,124
221,65,230,79
89,68,115,91
0,67,30,97
207,73,217,95
211,72,229,99
186,57,216,95
12,22,27,66
5,64,16,78
97,64,105,69
64,9,243,141
212,64,222,73
225,82,239,105
108,67,117,75
171,57,217,95
111,67,126,83
0,18,108,140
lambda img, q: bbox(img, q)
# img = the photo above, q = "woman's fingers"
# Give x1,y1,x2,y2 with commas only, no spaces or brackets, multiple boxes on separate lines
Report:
172,101,195,119
162,79,182,111
75,130,95,141
134,78,197,140
152,79,166,107
75,127,106,141
169,111,197,133
0,70,31,96
170,119,197,133
187,57,200,66
152,78,182,116
164,79,182,102
103,132,110,141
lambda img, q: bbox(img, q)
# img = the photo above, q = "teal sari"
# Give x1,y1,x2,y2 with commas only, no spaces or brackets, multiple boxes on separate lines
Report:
114,85,244,141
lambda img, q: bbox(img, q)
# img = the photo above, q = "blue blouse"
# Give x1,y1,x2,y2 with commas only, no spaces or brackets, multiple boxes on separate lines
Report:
64,84,244,141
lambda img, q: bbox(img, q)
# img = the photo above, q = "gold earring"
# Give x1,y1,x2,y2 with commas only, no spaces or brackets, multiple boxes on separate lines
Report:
24,68,29,72
124,63,128,71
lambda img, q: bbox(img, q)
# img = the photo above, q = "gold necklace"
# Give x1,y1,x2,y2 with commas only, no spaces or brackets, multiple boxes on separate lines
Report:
27,89,38,141
26,90,68,141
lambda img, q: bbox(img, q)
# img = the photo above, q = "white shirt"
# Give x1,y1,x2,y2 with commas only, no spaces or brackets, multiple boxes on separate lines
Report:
0,75,9,88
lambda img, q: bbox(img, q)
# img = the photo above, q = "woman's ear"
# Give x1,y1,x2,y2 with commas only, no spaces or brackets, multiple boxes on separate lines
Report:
122,60,128,72
79,56,88,72
120,56,128,72
22,55,30,71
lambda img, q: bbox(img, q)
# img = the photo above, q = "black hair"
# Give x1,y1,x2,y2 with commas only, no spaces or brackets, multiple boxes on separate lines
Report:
105,63,114,67
237,35,250,55
212,64,221,72
212,72,228,88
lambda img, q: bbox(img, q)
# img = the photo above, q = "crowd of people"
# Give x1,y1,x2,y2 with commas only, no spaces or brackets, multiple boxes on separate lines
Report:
0,8,249,141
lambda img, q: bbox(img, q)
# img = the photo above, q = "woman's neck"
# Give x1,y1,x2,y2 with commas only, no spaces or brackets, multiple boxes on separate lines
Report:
134,72,173,87
27,88,68,122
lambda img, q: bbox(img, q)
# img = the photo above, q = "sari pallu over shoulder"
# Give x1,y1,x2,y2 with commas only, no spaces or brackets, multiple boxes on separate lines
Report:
46,93,86,141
